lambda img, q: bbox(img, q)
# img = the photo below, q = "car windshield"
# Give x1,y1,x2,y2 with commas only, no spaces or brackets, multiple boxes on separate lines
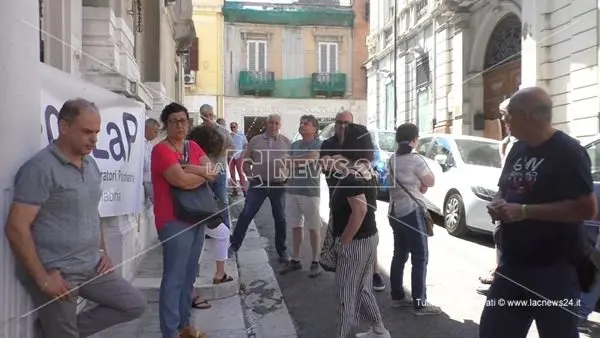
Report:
370,131,396,153
455,139,501,168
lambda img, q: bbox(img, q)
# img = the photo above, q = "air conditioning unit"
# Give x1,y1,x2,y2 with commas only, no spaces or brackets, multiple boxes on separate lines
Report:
184,71,196,85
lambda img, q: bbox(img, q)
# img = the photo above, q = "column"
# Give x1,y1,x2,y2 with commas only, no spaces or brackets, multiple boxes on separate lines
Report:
449,12,472,135
520,0,545,88
0,2,41,337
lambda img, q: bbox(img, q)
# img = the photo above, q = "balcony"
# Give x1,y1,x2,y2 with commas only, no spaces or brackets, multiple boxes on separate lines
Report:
238,71,275,96
311,73,346,98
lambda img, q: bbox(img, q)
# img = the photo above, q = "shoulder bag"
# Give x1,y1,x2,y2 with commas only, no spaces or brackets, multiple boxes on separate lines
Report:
171,141,224,229
389,155,434,237
320,180,343,272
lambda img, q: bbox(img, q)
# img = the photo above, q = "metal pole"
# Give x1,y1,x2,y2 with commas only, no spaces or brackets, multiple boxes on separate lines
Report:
392,0,398,128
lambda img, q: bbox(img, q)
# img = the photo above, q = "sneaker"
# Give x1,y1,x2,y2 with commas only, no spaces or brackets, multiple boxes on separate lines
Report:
413,305,442,316
279,259,302,275
309,261,322,278
279,253,291,264
476,284,490,296
391,299,413,308
355,328,391,338
373,273,385,292
577,317,592,334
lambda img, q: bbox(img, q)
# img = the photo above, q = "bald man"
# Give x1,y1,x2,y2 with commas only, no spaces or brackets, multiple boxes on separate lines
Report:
480,87,597,337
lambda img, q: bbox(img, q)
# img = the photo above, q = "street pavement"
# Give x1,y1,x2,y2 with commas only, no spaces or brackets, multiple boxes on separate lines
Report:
240,180,600,338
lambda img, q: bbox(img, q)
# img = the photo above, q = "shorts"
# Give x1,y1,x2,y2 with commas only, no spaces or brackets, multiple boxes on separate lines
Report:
285,193,322,229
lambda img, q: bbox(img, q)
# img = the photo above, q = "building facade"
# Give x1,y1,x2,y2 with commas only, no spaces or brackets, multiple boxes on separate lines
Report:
366,0,600,140
184,0,226,121
0,1,194,336
220,0,369,138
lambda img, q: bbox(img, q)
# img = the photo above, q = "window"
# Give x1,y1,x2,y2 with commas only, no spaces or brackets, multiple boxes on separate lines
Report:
247,40,267,72
417,137,433,156
455,139,502,168
585,140,600,182
318,42,338,73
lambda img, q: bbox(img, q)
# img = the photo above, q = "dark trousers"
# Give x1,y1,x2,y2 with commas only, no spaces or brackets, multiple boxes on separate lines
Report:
230,180,288,257
479,264,580,338
388,208,429,309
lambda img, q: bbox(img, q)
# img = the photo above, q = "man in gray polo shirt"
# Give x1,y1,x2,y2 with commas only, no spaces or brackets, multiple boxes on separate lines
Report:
4,99,146,338
280,115,323,277
200,104,233,228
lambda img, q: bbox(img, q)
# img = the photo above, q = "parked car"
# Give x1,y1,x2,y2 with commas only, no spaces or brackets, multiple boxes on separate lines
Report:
417,134,502,236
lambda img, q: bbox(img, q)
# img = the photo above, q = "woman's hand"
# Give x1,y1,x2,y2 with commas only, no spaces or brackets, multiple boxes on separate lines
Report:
185,165,218,181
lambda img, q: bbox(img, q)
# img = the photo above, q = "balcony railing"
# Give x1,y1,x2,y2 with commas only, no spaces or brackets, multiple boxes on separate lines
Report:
238,71,275,96
311,73,347,98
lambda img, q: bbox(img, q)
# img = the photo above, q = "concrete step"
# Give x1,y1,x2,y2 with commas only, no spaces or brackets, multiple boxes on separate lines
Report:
133,238,240,302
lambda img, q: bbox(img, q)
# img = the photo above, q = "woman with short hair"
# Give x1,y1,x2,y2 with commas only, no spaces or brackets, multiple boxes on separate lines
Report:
387,123,440,315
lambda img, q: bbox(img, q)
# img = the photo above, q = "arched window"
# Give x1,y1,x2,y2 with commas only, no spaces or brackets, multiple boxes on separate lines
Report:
484,14,521,69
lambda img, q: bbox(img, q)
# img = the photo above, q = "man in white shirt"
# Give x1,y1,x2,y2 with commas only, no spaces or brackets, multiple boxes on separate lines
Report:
143,118,160,207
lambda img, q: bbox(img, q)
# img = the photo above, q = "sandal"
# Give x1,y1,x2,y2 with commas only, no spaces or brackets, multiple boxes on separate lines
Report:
479,270,495,285
191,296,211,309
213,274,234,285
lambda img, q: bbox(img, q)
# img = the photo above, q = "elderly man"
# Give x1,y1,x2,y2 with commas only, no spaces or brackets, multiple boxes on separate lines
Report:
229,114,291,263
143,118,160,207
200,104,233,228
4,99,147,338
279,115,323,277
320,111,386,292
480,87,597,338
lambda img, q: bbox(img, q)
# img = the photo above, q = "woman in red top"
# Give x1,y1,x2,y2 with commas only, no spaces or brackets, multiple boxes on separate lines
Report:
151,102,216,338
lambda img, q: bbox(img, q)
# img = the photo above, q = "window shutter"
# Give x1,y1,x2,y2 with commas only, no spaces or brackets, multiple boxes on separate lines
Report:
328,43,338,73
247,41,256,71
319,43,328,73
189,37,199,71
257,42,266,71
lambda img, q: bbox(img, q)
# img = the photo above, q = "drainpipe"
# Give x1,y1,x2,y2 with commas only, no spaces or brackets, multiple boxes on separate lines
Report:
393,0,398,127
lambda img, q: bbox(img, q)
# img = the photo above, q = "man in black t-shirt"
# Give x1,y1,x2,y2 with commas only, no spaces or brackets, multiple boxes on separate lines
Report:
320,111,386,292
480,87,598,338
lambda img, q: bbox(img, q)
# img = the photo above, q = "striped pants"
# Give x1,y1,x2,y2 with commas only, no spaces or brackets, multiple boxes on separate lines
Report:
335,234,383,338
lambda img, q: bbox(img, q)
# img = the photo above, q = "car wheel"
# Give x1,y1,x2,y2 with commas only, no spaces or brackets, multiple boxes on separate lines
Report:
444,193,469,237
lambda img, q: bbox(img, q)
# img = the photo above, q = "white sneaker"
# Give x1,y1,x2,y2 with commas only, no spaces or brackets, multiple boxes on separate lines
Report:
355,328,391,338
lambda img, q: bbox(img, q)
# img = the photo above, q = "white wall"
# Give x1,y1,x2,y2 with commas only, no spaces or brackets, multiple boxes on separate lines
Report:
539,0,599,138
223,97,367,138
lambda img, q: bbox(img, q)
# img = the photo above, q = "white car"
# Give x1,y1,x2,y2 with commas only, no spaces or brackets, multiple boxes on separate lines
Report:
417,134,502,236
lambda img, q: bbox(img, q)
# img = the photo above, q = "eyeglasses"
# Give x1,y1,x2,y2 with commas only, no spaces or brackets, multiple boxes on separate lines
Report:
168,118,189,126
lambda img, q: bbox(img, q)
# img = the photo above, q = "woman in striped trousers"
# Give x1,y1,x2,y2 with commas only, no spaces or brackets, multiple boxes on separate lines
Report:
330,123,391,338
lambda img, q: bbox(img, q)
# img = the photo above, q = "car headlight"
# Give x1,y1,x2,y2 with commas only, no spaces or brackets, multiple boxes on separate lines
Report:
471,186,496,201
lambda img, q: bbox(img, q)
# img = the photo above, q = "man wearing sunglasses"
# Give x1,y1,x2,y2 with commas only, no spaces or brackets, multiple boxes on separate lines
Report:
320,111,386,292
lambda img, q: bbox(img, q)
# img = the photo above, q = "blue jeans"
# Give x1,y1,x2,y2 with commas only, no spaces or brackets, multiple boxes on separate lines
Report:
210,171,231,228
158,221,206,338
480,264,579,338
388,208,429,309
230,179,288,257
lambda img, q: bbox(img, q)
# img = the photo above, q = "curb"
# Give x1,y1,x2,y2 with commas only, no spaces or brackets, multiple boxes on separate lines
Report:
133,238,240,302
236,221,298,338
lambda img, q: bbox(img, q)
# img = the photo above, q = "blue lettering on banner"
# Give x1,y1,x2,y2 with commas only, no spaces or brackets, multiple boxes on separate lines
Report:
43,104,139,162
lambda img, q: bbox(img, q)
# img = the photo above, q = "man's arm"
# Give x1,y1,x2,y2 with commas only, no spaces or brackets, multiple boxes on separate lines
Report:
243,137,254,176
4,163,51,288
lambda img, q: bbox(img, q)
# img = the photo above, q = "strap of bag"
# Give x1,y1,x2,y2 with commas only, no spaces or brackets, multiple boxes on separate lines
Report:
389,155,427,210
182,140,190,164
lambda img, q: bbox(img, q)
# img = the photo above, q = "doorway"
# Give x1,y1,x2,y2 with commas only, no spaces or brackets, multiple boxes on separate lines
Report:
244,116,267,141
482,14,522,140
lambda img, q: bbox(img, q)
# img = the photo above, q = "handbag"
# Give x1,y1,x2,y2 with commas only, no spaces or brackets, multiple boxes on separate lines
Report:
320,181,342,272
171,141,224,229
389,162,434,237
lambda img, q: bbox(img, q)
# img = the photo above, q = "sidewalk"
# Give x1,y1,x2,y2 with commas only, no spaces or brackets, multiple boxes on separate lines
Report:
89,215,296,338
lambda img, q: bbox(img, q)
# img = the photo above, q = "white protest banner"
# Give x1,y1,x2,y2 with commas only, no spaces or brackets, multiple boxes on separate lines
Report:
39,64,145,217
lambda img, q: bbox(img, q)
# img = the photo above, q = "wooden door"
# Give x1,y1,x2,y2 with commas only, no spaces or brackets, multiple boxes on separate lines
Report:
483,59,521,139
